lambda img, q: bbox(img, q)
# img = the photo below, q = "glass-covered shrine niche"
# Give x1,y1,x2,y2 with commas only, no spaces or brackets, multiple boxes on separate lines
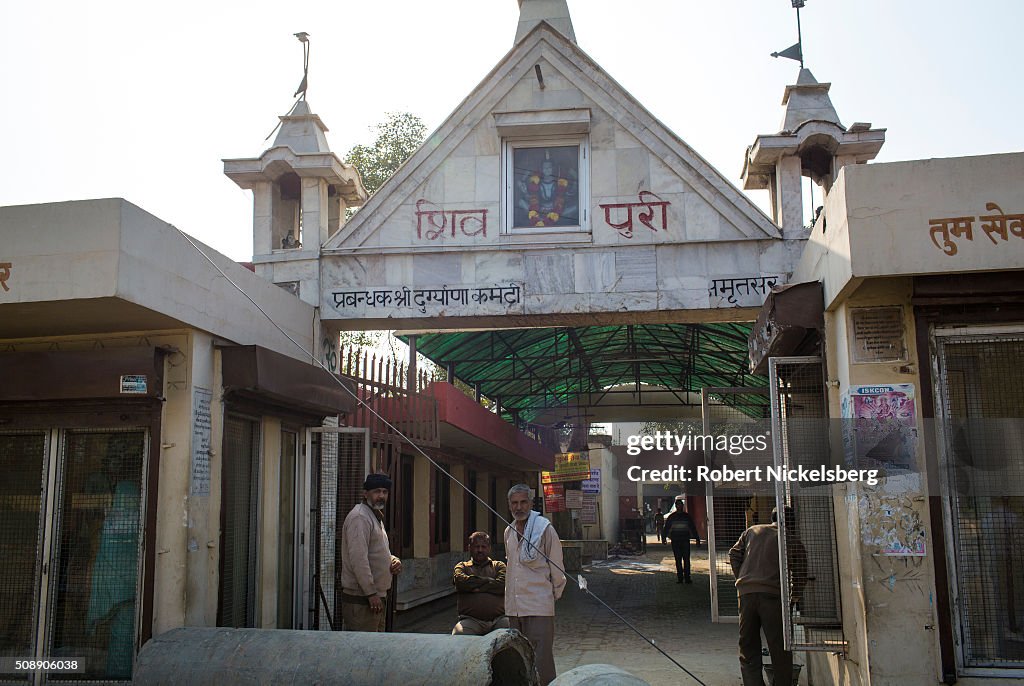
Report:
508,141,584,230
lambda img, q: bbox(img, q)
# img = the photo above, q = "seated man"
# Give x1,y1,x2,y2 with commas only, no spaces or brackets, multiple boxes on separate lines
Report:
452,531,510,635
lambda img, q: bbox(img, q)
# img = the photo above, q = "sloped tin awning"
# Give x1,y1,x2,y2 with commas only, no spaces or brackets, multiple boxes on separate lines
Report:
221,345,356,419
747,281,824,376
402,323,769,424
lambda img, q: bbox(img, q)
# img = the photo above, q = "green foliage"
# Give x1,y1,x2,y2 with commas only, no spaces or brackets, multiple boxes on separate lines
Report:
640,419,703,436
344,112,427,197
338,329,384,348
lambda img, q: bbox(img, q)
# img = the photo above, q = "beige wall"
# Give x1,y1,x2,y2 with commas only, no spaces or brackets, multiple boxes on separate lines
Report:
808,277,941,686
796,153,1024,310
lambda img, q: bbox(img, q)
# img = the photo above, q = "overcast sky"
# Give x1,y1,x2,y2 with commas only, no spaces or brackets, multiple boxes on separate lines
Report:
3,0,1022,261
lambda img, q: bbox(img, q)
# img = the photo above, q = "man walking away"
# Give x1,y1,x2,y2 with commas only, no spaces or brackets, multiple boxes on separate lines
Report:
729,506,807,686
654,507,666,544
664,496,700,583
452,531,510,635
505,483,566,685
340,473,402,631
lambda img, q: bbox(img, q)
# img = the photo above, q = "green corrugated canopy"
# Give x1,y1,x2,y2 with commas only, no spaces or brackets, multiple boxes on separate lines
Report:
400,323,768,424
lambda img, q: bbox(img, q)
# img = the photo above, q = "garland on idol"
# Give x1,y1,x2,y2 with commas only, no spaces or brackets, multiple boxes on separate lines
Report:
526,174,569,227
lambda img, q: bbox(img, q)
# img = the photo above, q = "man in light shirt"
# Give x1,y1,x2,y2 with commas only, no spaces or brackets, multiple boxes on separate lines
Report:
504,483,566,685
339,473,402,631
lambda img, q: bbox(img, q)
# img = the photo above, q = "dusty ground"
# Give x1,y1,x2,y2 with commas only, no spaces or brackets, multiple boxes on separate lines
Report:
395,535,803,686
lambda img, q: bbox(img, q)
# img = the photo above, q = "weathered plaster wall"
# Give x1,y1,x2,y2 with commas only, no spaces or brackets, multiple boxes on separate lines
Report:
808,279,941,686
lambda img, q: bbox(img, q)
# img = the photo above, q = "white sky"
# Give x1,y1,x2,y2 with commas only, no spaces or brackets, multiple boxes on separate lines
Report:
3,0,1022,261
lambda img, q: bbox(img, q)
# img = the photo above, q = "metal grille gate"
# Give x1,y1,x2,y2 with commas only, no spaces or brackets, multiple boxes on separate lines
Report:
769,356,845,652
702,387,772,623
934,329,1024,671
0,428,147,685
309,427,369,631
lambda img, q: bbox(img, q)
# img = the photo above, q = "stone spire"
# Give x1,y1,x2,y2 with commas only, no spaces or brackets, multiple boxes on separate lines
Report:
780,69,842,132
272,99,331,154
515,0,576,44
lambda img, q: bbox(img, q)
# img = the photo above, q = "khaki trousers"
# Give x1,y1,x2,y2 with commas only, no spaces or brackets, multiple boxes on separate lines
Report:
452,615,511,635
510,616,556,685
738,592,792,686
342,598,386,632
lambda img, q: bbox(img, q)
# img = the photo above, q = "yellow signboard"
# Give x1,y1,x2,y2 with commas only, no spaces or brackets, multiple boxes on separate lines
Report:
541,452,591,484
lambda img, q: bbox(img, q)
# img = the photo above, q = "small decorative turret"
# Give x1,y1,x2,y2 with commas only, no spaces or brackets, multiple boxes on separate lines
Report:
741,69,885,239
223,99,367,261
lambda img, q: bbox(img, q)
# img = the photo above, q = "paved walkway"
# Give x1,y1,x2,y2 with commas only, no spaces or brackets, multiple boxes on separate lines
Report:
396,536,765,686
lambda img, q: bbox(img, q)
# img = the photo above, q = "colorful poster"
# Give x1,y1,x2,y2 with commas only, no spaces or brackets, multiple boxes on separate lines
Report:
842,384,917,470
541,452,592,484
581,468,601,494
543,483,565,512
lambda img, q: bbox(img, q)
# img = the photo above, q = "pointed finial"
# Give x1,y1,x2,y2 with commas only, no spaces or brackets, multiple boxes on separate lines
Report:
771,1,806,68
294,32,310,99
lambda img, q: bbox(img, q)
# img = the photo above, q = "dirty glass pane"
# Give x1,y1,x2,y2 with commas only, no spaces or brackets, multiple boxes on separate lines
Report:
0,432,47,674
48,430,145,681
511,145,580,229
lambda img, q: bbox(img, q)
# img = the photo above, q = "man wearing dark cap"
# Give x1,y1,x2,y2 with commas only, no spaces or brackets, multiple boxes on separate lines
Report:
340,473,402,631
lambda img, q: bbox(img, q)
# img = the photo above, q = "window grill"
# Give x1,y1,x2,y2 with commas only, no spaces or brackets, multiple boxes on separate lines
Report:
702,387,772,622
936,332,1024,669
309,427,368,630
769,357,845,653
0,432,47,683
47,429,146,682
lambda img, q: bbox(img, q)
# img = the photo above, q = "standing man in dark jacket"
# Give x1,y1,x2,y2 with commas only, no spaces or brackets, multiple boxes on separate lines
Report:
729,506,807,686
664,496,700,583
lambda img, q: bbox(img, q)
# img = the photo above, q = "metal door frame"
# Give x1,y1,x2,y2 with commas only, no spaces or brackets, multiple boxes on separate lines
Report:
306,426,370,631
932,324,1024,677
702,386,770,624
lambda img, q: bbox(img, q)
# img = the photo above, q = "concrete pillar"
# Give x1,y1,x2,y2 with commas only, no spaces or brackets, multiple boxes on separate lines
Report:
327,191,346,239
252,182,273,257
775,155,804,239
259,417,282,628
301,177,329,246
450,463,465,550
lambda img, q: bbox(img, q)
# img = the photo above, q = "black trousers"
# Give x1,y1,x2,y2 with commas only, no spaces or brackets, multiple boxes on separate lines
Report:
671,537,691,580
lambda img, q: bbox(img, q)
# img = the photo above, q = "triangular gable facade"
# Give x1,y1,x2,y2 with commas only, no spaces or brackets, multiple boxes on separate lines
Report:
320,22,803,327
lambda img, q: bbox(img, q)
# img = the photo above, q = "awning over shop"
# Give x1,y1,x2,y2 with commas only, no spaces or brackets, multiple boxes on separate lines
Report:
220,345,356,419
427,382,556,471
747,281,824,375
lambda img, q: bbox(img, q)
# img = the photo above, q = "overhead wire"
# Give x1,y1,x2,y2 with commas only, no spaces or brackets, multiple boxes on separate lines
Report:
173,226,708,685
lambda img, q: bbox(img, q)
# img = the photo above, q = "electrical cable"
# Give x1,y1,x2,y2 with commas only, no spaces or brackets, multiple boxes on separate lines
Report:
174,226,708,685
